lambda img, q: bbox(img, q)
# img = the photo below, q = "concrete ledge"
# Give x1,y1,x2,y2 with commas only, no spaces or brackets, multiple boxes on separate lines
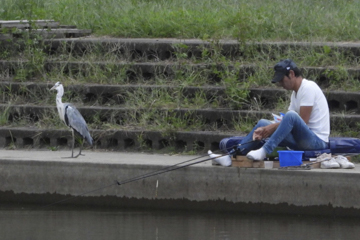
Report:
0,150,360,217
0,127,230,152
42,38,360,60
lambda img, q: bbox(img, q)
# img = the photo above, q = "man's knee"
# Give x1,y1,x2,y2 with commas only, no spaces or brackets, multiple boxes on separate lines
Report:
257,119,270,126
283,111,300,120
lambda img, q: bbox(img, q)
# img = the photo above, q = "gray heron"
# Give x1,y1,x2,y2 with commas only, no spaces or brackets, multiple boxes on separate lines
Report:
50,82,93,158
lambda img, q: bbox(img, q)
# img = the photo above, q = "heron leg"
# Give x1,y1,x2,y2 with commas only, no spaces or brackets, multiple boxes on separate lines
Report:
71,129,75,158
73,139,85,158
62,129,76,159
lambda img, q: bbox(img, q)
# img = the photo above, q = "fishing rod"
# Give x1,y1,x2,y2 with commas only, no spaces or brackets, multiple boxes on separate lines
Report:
40,154,227,209
117,140,257,185
116,153,227,186
41,140,257,208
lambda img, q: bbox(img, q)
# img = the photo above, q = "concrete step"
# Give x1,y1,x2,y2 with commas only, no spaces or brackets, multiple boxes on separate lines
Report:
0,20,59,29
0,104,360,135
11,29,92,39
1,61,360,86
0,127,233,152
0,20,91,40
0,81,359,113
41,38,360,61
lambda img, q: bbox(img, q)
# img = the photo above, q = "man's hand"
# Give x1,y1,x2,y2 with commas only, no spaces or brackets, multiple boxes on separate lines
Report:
253,127,266,140
252,123,280,140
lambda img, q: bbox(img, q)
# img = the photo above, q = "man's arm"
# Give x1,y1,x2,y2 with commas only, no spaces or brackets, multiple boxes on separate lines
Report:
299,106,313,124
253,106,312,140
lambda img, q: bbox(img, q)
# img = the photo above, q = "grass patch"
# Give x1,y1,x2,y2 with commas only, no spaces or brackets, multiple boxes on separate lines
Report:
1,0,360,41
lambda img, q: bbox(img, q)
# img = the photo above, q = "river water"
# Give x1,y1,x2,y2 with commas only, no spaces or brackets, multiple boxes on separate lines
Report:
1,205,359,240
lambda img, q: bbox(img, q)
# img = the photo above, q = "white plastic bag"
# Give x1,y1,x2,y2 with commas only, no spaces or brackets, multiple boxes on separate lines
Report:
272,112,284,123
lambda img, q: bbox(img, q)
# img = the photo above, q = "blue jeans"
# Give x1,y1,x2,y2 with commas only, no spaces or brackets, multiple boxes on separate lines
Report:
239,111,328,154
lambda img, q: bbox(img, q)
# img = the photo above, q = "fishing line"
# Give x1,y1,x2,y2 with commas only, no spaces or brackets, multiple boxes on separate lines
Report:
116,154,224,186
113,140,246,183
40,154,225,209
40,140,257,208
115,139,257,185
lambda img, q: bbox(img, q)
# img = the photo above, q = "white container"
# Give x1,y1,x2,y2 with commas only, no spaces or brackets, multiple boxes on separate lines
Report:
264,161,273,169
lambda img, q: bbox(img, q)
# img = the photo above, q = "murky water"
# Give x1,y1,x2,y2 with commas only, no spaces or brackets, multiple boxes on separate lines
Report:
1,205,359,240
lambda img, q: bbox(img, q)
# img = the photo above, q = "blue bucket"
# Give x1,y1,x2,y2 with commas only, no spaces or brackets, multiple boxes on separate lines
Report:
278,150,304,167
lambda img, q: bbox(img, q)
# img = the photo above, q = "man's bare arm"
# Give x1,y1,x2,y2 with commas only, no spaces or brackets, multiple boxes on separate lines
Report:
253,106,312,141
299,106,313,124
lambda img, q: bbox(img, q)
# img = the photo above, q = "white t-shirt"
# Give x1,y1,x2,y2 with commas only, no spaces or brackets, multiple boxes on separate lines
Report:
288,79,330,142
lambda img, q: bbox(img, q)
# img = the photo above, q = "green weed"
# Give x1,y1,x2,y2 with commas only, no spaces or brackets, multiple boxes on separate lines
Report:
0,105,10,126
2,0,360,41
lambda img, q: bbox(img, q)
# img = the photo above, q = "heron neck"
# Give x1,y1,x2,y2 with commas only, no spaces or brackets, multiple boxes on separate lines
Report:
55,89,66,124
56,87,64,105
56,93,63,105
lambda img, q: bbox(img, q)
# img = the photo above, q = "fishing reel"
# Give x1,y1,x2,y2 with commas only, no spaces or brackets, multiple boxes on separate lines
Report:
228,144,245,159
228,139,264,158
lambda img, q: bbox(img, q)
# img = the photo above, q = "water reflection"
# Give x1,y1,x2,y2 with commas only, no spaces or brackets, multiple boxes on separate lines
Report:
0,205,359,240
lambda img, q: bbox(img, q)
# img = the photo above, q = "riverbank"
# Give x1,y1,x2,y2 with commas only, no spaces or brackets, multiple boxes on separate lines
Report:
1,149,359,217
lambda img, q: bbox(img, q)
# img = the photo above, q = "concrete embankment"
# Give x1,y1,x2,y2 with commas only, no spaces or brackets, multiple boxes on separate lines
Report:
0,149,359,217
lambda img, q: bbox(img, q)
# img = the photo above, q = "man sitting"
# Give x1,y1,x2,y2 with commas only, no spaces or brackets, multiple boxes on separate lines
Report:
209,59,330,166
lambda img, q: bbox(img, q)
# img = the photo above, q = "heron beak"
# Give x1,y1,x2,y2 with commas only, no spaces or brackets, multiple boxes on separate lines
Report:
50,86,56,91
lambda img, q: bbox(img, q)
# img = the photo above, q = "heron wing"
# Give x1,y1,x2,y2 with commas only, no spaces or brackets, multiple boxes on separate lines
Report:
64,103,93,146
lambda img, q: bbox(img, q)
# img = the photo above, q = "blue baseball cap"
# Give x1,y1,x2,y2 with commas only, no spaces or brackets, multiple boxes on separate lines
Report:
271,59,297,83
